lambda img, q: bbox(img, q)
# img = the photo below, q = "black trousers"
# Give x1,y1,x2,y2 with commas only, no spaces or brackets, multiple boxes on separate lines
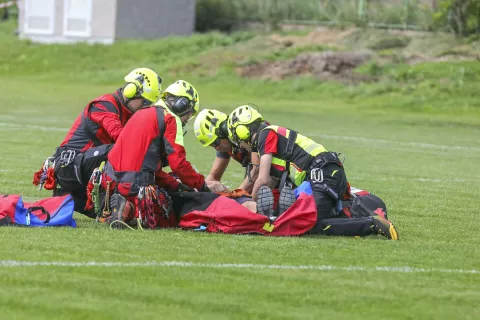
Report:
308,162,374,237
53,144,112,216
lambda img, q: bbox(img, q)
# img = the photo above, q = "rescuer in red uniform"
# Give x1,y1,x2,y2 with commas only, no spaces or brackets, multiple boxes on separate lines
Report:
33,68,162,217
99,80,208,229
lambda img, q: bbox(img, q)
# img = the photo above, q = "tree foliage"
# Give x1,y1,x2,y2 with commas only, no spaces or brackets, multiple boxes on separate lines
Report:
195,0,239,33
433,0,480,36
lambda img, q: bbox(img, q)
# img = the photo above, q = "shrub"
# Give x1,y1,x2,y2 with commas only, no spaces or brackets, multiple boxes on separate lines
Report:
369,36,412,50
195,0,239,33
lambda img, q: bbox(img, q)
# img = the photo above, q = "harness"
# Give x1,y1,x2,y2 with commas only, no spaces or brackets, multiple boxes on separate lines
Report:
89,162,172,230
307,151,346,201
90,161,105,214
259,125,328,188
104,162,155,191
258,125,347,202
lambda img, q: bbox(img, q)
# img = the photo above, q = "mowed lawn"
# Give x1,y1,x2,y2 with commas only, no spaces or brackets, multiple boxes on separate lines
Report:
0,76,479,320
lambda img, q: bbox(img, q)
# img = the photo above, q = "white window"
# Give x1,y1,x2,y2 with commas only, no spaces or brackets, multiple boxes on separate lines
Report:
63,0,92,37
24,0,55,35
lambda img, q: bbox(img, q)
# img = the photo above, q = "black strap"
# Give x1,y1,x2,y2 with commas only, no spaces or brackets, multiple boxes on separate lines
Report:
284,130,297,161
316,183,339,200
82,108,104,146
279,130,297,191
27,206,51,224
112,92,124,121
309,152,343,171
83,93,124,147
243,151,253,181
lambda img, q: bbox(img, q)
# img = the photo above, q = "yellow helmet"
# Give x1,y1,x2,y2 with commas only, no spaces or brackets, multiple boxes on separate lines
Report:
227,105,264,144
124,68,162,105
161,80,200,117
193,109,228,147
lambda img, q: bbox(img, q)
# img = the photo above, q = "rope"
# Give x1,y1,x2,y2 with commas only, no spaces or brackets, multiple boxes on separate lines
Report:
137,218,144,231
101,181,111,218
109,220,136,230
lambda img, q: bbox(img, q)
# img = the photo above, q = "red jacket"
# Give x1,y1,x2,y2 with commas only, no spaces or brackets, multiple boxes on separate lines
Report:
60,89,132,152
106,106,205,194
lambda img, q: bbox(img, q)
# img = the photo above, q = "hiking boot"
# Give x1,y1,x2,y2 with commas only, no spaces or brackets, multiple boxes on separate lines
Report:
371,215,399,240
99,193,134,228
278,186,296,215
256,186,275,216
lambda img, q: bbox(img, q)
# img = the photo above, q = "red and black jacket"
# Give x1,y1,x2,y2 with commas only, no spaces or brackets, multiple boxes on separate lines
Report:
105,106,205,195
60,89,132,152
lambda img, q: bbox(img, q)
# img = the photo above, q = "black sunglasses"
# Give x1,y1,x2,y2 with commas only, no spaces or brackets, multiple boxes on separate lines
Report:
142,97,154,106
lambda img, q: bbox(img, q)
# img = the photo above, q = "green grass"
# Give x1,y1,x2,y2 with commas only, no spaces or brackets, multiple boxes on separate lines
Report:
1,20,480,320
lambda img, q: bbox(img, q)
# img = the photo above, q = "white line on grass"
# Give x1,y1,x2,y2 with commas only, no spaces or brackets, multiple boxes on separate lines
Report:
307,133,480,152
0,179,30,185
0,260,477,275
0,169,39,173
349,177,471,183
0,122,69,132
1,121,479,152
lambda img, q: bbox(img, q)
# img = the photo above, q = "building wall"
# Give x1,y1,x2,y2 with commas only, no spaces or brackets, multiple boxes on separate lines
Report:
19,0,195,43
91,0,117,40
54,0,62,36
19,0,117,44
18,0,57,37
17,0,24,35
115,0,195,40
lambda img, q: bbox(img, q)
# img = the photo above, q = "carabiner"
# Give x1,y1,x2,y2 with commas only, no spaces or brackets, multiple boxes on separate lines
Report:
310,168,324,183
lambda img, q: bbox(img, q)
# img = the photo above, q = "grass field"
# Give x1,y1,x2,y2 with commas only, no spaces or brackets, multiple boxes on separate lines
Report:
0,21,480,320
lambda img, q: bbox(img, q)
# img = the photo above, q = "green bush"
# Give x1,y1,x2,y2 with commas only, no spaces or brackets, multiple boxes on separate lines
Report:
433,0,480,36
368,36,412,50
195,0,239,32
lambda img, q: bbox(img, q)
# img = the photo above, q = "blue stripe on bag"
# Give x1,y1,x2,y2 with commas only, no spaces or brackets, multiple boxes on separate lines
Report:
293,181,313,197
14,195,76,227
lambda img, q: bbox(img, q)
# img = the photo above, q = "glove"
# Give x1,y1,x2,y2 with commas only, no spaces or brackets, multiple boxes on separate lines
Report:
176,183,195,192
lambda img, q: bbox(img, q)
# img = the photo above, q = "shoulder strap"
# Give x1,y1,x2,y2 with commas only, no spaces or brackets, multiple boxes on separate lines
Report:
82,107,103,146
112,92,123,121
279,130,297,191
284,130,297,162
82,105,104,146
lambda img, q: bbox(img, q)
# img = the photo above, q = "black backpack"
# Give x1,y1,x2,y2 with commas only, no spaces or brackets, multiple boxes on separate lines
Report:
340,188,388,220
